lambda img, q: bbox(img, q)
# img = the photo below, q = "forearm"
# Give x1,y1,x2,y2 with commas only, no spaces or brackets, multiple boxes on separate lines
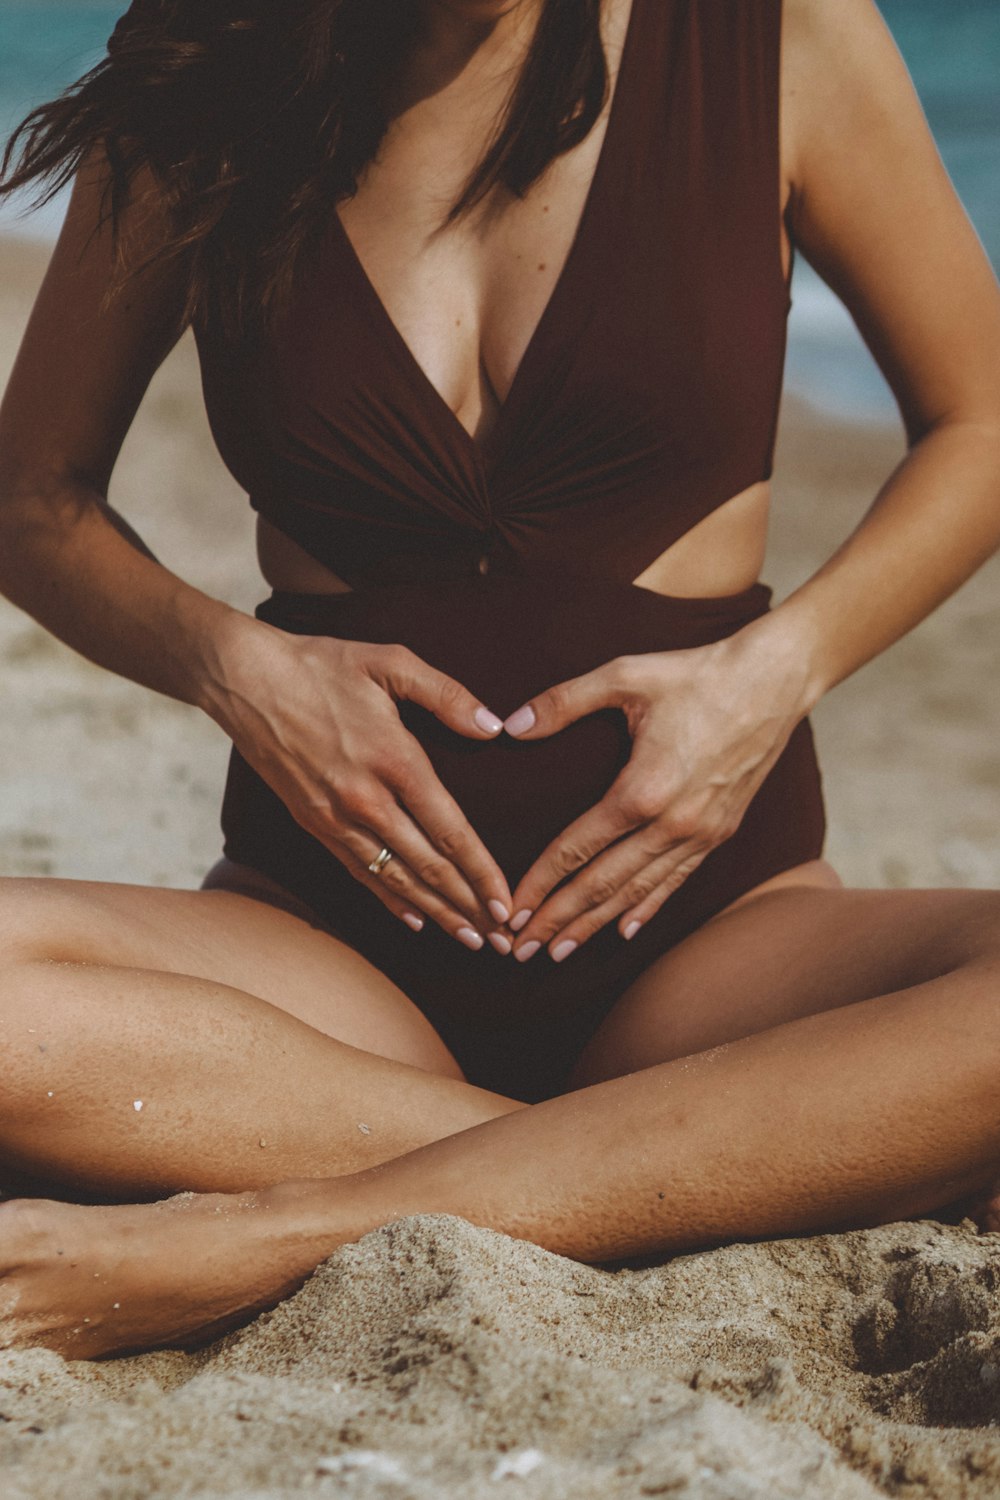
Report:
750,417,1000,712
0,481,254,719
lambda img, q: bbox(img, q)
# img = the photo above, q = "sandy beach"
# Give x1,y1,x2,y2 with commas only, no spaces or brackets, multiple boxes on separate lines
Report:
1,228,999,1498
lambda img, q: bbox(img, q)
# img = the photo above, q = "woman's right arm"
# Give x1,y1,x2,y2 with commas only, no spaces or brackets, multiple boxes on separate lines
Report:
0,150,514,942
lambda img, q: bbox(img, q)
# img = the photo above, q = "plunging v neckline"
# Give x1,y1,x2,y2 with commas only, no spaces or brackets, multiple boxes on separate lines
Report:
328,0,642,477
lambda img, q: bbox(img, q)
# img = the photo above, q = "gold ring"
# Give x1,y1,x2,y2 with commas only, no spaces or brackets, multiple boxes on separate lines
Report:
367,846,394,876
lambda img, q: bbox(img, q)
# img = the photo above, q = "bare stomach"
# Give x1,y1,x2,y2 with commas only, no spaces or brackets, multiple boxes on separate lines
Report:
256,480,773,599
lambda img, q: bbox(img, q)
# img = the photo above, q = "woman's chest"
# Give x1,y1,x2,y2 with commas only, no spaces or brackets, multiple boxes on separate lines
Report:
333,137,609,447
329,0,634,449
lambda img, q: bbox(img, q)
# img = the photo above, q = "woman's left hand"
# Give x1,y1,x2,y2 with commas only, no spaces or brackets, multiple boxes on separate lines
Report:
501,621,813,960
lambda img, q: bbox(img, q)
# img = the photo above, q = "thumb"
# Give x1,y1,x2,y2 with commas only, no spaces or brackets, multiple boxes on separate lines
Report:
503,663,622,740
387,648,504,739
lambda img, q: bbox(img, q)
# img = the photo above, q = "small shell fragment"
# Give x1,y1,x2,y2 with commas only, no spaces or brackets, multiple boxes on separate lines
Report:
133,1100,143,1112
316,1452,407,1480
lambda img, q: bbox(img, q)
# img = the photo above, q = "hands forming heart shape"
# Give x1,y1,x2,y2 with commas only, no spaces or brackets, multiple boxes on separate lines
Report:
212,611,814,963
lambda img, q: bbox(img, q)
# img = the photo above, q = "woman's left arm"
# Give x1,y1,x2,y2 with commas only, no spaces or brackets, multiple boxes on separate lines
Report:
500,0,1000,959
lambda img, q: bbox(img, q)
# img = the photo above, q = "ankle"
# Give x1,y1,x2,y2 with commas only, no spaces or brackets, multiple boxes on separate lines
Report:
258,1176,382,1265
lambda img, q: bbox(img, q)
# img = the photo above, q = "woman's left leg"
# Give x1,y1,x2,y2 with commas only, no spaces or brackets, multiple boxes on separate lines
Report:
4,882,1000,1357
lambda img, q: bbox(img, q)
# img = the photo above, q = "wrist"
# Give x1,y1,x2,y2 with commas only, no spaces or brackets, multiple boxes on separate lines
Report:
192,606,273,729
726,604,827,720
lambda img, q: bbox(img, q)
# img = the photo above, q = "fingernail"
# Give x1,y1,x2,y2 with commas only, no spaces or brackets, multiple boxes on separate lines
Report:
475,707,504,734
514,939,541,963
623,919,641,940
402,911,425,931
456,926,484,950
488,898,510,924
551,938,578,963
504,704,536,737
510,907,533,932
488,930,512,955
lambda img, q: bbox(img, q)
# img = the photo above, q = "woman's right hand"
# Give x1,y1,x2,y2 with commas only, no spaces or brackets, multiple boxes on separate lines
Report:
203,615,514,949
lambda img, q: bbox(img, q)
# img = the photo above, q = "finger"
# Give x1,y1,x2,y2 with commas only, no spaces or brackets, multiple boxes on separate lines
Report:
376,799,499,930
307,817,426,931
513,840,711,962
392,751,515,925
503,658,631,740
305,749,513,929
616,803,748,937
333,824,494,951
511,825,677,957
375,645,505,740
615,849,716,938
506,780,647,929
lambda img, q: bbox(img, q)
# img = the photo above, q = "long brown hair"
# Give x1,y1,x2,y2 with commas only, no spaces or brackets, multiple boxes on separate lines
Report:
0,0,608,337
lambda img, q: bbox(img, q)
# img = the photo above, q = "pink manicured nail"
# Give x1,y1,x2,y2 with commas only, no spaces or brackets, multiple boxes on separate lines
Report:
623,919,641,940
456,926,484,950
551,938,578,963
402,911,424,931
488,898,510,924
510,908,533,932
488,931,512,955
515,939,541,963
504,704,536,736
475,707,504,734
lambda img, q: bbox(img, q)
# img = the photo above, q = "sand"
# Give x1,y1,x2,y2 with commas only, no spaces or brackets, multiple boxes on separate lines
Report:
4,1216,1000,1498
1,230,999,1498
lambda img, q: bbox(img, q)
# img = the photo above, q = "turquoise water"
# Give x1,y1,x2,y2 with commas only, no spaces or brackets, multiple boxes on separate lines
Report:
0,1,997,424
788,0,1000,422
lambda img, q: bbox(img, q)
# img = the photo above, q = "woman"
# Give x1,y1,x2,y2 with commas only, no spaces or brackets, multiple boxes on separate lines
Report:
0,0,998,1360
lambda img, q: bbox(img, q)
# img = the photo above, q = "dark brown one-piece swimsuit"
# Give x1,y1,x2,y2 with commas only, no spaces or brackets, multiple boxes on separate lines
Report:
193,0,825,1103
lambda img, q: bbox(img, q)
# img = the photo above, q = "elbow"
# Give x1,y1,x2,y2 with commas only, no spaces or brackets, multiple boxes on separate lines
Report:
0,462,97,562
911,409,1000,450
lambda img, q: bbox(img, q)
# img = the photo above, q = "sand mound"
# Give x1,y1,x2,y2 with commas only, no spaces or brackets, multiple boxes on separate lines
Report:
2,1212,999,1499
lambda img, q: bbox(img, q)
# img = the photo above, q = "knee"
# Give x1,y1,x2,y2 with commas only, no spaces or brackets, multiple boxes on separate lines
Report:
0,885,83,1090
948,890,1000,967
0,876,88,967
0,962,70,1119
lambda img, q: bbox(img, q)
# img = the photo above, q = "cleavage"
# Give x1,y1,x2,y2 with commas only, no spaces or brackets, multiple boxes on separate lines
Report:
333,0,631,448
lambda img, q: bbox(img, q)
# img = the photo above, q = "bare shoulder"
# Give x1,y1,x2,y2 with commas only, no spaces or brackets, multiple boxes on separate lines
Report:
779,0,1000,436
0,145,191,497
779,0,936,195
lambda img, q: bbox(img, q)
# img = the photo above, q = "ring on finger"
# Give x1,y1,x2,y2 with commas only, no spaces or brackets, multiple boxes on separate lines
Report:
367,845,395,876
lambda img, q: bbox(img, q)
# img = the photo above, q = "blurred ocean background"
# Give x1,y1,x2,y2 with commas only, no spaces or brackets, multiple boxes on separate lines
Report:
0,0,997,426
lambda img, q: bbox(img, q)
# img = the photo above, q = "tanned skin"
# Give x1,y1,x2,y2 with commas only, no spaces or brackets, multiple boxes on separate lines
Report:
0,0,999,1358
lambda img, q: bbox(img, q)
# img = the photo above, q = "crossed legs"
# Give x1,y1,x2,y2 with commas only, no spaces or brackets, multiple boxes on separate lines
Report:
0,875,523,1201
0,872,999,1356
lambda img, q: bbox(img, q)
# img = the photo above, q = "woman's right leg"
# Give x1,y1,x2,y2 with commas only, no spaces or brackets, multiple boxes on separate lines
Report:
0,875,525,1202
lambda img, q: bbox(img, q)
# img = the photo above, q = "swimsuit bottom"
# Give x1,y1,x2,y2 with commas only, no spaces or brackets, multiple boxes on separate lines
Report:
211,568,826,1103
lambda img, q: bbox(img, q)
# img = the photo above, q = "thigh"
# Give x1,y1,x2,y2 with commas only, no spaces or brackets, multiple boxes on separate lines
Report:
0,874,466,1080
567,880,1000,1089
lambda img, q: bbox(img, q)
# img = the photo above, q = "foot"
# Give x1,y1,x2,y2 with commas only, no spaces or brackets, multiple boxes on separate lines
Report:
0,1183,341,1360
